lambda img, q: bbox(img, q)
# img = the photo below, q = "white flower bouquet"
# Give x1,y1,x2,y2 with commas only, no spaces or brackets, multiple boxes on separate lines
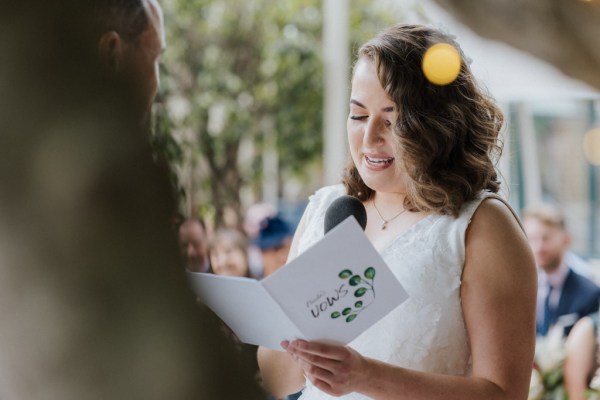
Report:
528,326,567,400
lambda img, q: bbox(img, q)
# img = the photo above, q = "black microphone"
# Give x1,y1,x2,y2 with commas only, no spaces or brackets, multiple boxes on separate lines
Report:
324,195,367,234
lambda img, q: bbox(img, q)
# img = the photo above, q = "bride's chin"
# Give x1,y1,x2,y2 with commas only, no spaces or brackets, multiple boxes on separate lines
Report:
359,173,405,194
360,177,388,193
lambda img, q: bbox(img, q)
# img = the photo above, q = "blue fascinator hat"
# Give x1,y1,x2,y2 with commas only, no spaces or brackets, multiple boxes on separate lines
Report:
255,216,292,250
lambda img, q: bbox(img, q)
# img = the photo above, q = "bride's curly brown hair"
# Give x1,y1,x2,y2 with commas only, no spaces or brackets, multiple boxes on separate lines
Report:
343,24,503,217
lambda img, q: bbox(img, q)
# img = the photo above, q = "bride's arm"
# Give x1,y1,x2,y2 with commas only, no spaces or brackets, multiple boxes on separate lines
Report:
453,198,537,398
283,198,537,399
257,212,308,398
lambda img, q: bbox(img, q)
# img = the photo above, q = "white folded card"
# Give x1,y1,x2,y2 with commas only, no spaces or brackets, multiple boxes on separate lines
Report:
187,217,408,351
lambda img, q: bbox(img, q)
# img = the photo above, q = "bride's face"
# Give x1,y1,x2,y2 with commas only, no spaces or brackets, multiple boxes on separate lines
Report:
347,59,409,194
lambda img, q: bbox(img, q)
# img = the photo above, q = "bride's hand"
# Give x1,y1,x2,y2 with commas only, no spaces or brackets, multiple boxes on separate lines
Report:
282,339,367,397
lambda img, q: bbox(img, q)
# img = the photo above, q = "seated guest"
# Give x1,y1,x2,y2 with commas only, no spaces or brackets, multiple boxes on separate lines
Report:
178,218,210,273
255,216,293,278
564,313,599,400
206,228,261,386
523,204,600,336
243,202,277,278
255,217,299,399
209,228,251,277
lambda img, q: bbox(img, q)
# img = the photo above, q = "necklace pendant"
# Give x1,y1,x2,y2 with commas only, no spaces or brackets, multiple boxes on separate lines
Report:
380,221,387,230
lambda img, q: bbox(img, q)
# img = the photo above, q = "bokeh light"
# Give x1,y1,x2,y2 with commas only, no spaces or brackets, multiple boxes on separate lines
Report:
422,43,461,86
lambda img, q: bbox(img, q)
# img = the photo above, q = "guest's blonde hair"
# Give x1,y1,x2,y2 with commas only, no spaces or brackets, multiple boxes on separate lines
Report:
522,204,567,231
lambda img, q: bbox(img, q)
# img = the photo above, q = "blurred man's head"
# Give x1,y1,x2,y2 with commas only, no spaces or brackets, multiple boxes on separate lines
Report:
95,0,165,123
523,205,571,274
178,219,209,273
255,216,293,278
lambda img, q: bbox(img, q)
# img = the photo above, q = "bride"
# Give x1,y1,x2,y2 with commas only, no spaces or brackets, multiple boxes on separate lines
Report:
258,24,536,400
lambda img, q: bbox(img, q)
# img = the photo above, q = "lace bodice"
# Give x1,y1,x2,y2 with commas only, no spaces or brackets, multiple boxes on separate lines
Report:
297,184,496,400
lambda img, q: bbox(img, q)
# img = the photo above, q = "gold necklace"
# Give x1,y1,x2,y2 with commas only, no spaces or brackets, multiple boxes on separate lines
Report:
372,198,407,230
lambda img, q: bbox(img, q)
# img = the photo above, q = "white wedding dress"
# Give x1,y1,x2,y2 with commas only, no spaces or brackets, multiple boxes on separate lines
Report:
296,184,504,400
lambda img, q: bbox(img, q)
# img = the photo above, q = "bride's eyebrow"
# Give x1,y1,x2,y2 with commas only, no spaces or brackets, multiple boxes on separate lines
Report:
349,99,366,108
350,100,395,113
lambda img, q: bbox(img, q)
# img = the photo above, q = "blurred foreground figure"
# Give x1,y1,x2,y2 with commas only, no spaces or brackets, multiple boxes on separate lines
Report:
0,1,263,399
93,0,165,126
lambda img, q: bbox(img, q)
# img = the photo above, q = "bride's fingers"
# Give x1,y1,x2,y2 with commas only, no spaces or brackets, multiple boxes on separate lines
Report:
287,340,347,361
311,378,346,397
305,366,350,397
283,340,358,397
302,359,336,381
290,348,342,372
285,342,339,369
288,351,355,390
284,342,344,376
294,358,340,390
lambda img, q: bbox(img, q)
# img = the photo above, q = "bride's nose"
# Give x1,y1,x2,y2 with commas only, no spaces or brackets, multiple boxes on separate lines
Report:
363,117,388,146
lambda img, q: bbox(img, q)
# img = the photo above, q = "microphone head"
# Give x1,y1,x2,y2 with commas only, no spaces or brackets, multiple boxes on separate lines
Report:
324,195,367,234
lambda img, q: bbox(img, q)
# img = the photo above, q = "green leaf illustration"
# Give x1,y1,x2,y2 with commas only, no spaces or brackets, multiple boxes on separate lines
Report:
331,311,340,319
338,269,353,279
364,267,376,279
349,275,362,286
355,301,363,308
342,307,352,316
346,314,357,323
354,287,367,297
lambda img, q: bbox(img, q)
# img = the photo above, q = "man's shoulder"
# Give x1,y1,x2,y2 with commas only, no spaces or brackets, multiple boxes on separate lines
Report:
567,268,600,294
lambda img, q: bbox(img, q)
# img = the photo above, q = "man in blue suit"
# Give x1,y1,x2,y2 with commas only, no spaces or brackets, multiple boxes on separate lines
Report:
523,205,600,337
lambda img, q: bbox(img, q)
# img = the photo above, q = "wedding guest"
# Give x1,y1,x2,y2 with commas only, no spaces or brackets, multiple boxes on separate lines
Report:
244,202,278,277
206,228,263,391
178,218,210,273
564,314,599,400
523,204,600,336
209,228,251,277
258,24,536,400
255,216,293,278
244,203,278,239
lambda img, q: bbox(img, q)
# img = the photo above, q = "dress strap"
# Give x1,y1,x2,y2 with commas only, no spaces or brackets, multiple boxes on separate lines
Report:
481,192,525,234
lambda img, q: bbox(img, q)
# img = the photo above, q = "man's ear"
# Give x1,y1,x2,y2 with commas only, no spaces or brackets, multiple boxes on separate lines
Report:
98,31,124,72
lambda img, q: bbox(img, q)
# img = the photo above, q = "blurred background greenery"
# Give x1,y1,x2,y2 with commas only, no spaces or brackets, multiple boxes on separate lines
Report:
151,0,417,227
150,0,600,262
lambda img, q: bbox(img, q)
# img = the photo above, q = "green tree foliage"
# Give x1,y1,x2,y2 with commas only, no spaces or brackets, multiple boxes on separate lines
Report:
155,0,404,226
